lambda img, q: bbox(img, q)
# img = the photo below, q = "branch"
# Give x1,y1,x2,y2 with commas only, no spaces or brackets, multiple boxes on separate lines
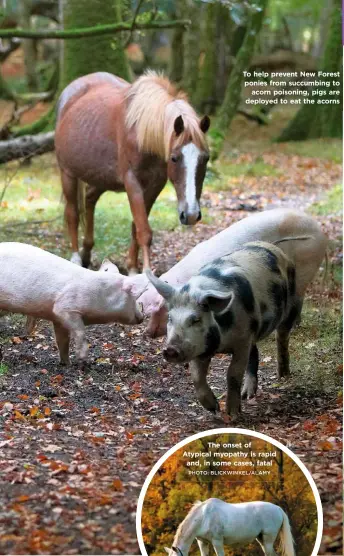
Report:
0,19,191,40
124,0,145,48
0,131,55,165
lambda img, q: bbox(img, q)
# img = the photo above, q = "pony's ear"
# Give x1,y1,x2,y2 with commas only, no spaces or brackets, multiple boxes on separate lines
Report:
174,115,184,136
200,115,210,133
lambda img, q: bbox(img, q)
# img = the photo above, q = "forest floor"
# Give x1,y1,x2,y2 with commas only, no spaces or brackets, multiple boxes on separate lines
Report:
0,108,342,555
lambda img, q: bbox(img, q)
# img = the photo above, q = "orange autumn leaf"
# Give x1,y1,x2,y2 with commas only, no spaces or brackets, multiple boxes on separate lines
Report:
112,479,123,491
90,406,101,414
30,406,40,417
44,407,51,416
317,440,334,451
16,495,30,503
14,410,26,421
17,394,29,400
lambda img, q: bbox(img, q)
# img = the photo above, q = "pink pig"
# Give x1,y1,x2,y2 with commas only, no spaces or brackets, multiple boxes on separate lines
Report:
137,208,327,337
0,243,147,364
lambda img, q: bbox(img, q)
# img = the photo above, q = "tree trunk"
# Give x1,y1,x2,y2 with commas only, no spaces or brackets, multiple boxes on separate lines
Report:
182,0,201,101
62,0,131,88
277,0,342,142
169,1,184,83
194,1,219,113
215,0,267,151
19,0,39,90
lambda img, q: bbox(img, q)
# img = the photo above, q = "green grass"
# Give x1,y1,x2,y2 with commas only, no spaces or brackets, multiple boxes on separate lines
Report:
0,363,8,376
279,138,343,163
310,183,342,216
260,303,342,394
0,156,210,263
205,156,280,192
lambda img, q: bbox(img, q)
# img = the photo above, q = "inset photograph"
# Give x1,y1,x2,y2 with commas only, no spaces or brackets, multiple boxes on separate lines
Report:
138,429,322,556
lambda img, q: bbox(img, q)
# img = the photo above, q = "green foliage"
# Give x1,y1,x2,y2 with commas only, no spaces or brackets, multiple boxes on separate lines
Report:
0,363,8,376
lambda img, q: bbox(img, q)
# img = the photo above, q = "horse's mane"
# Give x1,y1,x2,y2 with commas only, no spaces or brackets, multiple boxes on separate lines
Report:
125,71,207,160
173,501,204,545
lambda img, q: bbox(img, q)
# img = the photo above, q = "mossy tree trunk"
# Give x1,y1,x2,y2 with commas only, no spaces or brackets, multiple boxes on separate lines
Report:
19,0,39,90
169,0,184,83
182,0,201,101
194,1,219,113
277,0,342,142
216,0,267,140
62,0,131,88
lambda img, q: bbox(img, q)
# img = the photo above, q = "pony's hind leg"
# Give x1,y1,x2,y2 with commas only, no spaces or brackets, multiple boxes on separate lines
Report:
211,541,225,556
61,170,82,266
261,534,278,556
81,185,102,268
196,539,210,556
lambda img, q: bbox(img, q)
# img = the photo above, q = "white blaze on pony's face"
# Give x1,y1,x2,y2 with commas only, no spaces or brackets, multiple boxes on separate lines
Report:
167,114,210,226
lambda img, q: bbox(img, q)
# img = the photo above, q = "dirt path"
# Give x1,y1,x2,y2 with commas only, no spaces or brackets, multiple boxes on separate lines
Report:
0,146,342,555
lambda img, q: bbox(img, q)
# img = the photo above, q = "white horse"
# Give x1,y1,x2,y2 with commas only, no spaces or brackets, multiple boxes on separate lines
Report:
164,498,295,556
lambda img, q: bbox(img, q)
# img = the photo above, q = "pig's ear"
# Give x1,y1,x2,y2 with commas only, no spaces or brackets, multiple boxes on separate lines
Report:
123,274,149,299
100,258,120,274
145,269,176,301
199,289,234,314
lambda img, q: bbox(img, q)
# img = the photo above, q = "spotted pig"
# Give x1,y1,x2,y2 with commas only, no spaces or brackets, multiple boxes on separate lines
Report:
146,241,300,418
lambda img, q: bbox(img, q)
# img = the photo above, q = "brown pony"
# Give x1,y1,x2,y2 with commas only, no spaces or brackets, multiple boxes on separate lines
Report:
55,71,210,274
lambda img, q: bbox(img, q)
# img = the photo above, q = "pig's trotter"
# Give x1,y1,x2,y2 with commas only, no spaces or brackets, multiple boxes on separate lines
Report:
53,322,70,365
190,357,219,413
241,344,259,399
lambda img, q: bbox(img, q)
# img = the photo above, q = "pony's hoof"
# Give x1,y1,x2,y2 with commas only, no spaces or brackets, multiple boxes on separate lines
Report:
128,268,139,276
71,252,82,266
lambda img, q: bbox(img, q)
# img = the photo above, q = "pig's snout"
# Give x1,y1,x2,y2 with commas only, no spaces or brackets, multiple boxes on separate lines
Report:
163,345,184,362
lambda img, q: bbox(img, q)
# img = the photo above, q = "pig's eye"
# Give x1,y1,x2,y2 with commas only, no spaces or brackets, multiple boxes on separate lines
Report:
171,155,179,163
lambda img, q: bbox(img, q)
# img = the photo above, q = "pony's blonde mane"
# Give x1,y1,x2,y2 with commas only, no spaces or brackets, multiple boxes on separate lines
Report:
125,71,207,160
173,501,204,546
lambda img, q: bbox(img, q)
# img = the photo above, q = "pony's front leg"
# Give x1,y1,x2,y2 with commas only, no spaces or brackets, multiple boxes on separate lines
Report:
127,222,140,276
81,186,102,268
196,539,210,556
190,357,219,413
124,170,152,273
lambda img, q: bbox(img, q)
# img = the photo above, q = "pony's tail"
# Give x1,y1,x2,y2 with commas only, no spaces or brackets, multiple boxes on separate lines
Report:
279,511,295,556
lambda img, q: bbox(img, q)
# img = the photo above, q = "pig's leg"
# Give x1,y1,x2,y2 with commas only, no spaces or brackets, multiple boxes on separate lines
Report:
241,344,259,399
53,322,70,365
190,357,219,413
81,185,102,268
276,298,303,378
62,170,82,266
53,309,88,361
226,346,250,417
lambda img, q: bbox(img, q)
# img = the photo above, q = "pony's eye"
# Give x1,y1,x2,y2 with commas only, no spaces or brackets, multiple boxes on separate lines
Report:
171,155,179,163
190,316,201,326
